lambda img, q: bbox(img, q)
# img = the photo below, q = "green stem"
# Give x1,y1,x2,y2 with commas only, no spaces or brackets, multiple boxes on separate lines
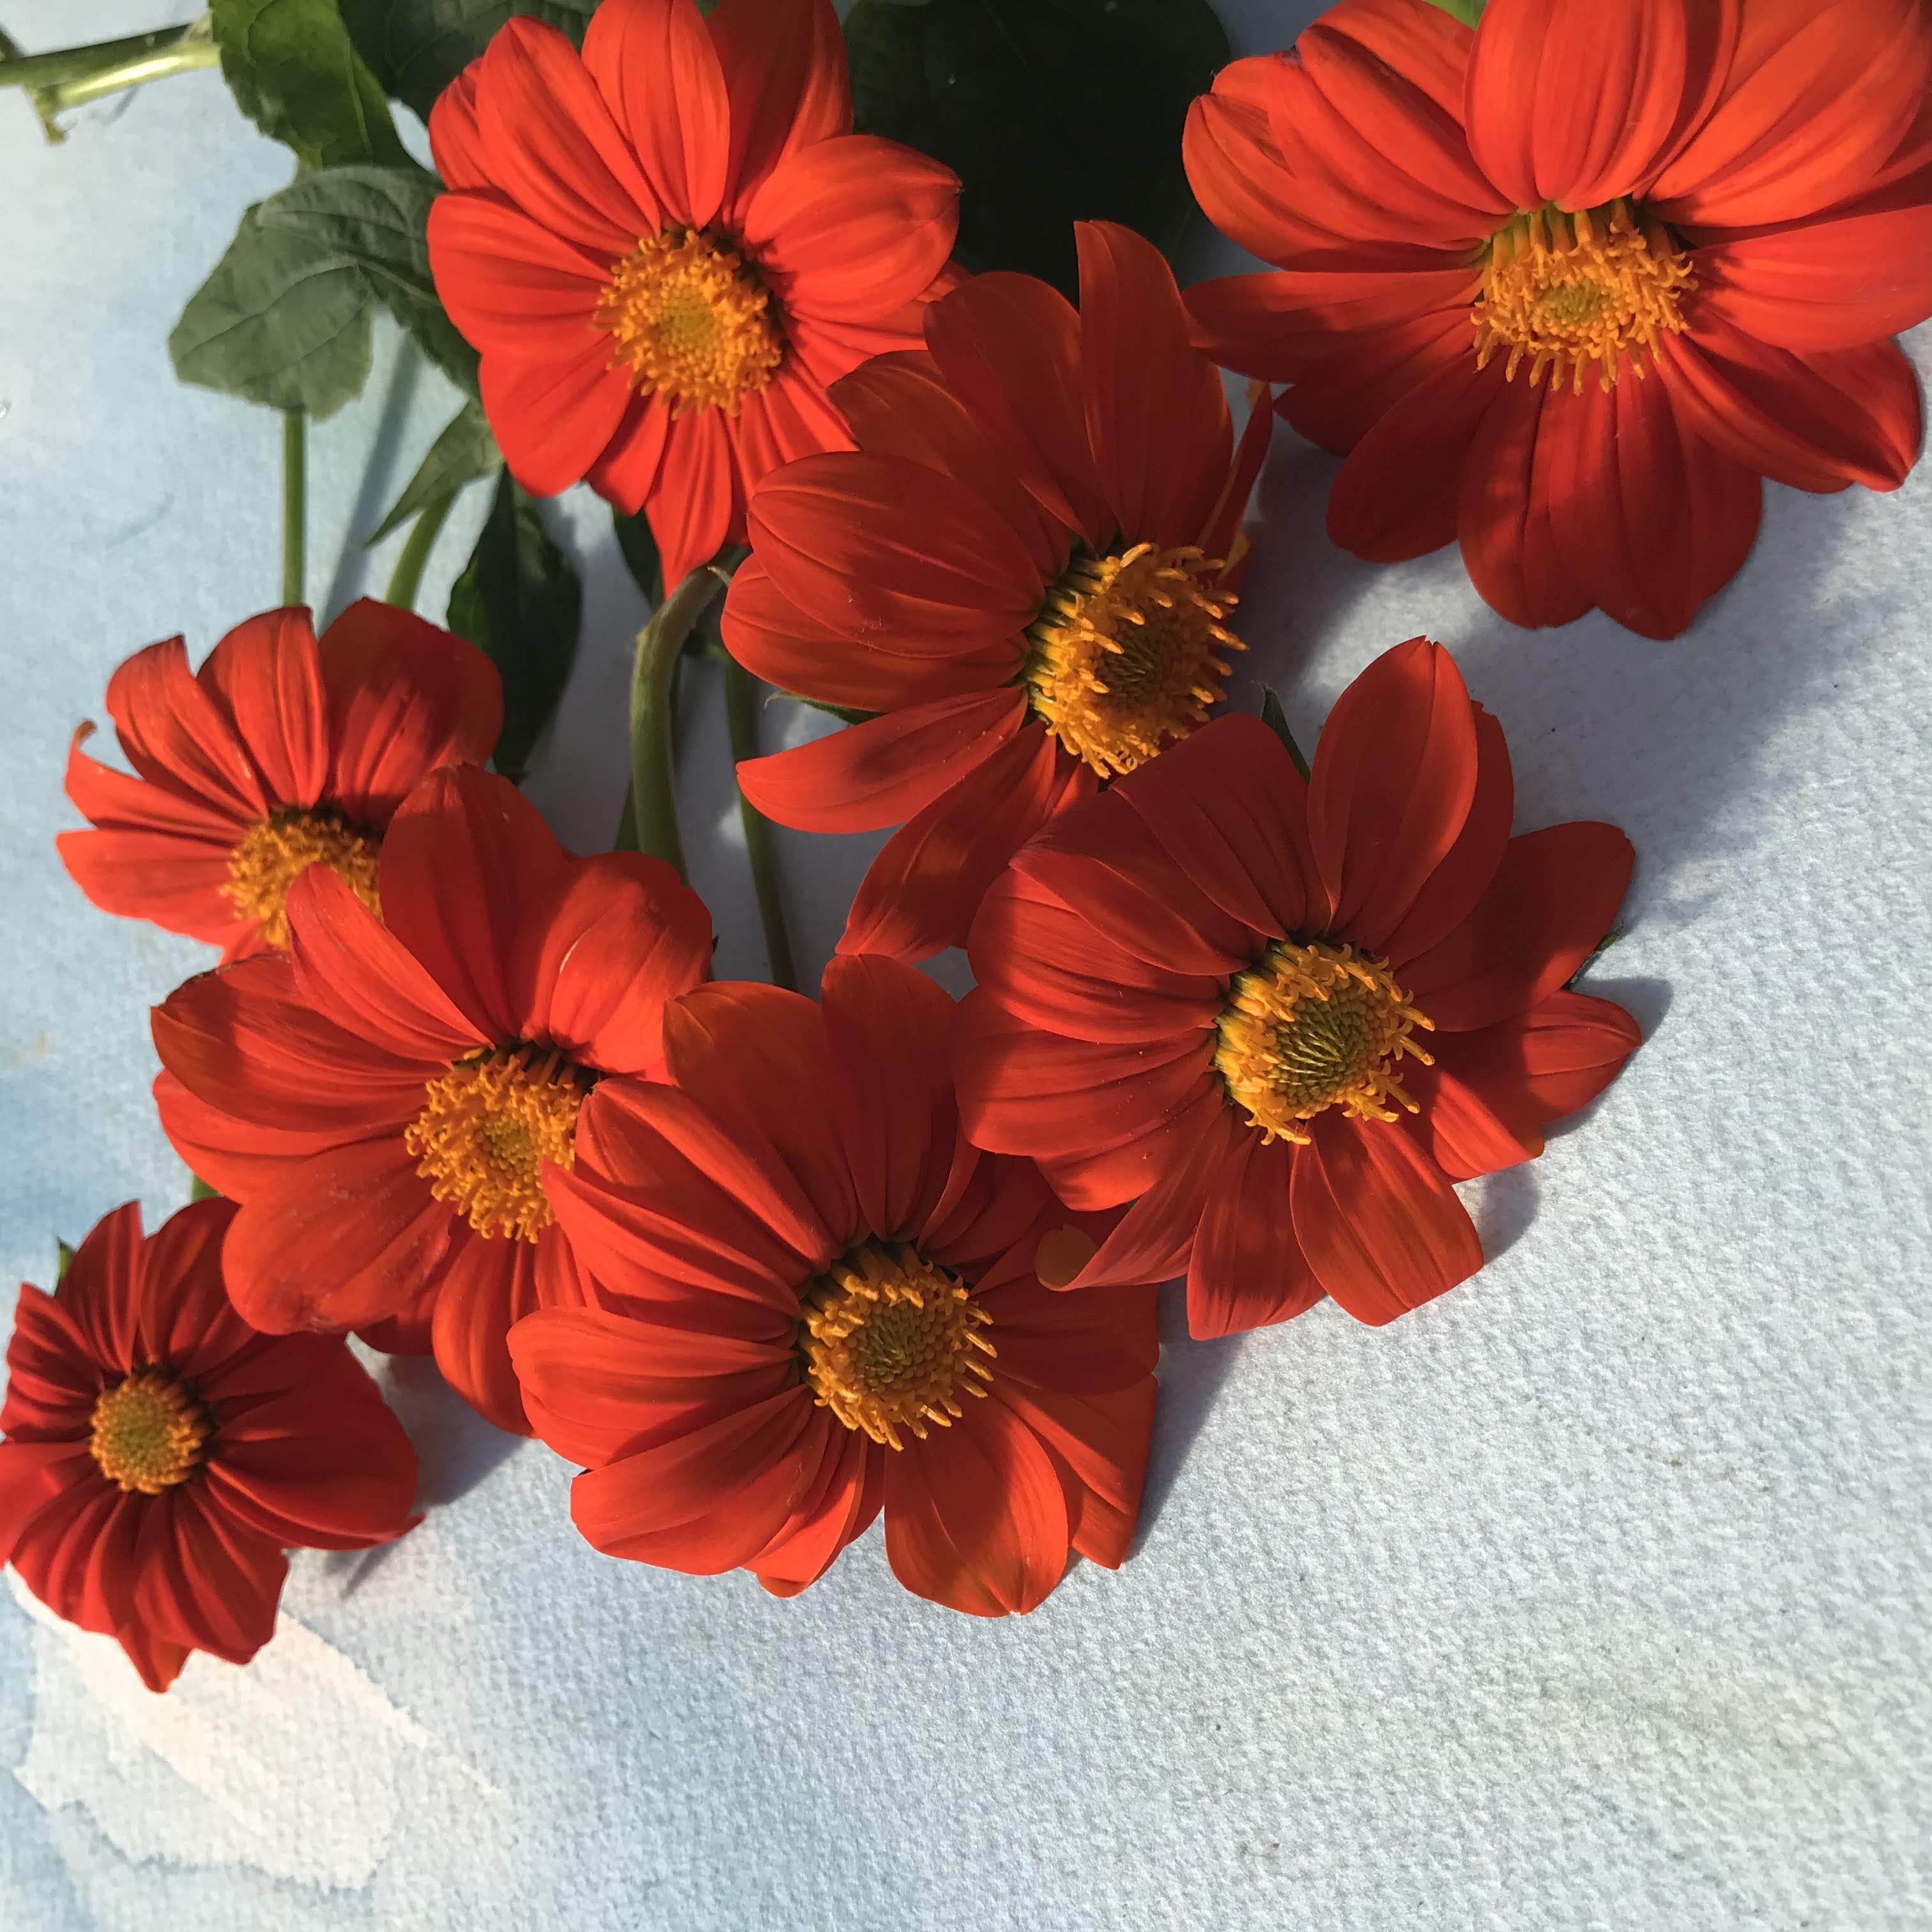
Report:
280,408,306,608
618,567,729,879
384,489,457,612
722,656,797,991
0,20,216,109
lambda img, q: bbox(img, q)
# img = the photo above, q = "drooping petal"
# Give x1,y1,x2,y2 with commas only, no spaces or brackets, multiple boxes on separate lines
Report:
1186,1133,1324,1338
480,343,634,500
1400,1058,1538,1181
645,406,740,590
427,1232,544,1434
428,57,492,192
581,0,729,229
752,1422,878,1596
103,638,268,822
1183,56,1344,266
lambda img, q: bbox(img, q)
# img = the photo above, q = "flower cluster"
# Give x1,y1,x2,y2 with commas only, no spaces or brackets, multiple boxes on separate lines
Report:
9,0,1928,1683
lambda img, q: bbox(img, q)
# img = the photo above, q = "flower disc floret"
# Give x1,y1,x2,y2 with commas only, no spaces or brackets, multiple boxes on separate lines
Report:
222,808,381,949
88,1368,211,1496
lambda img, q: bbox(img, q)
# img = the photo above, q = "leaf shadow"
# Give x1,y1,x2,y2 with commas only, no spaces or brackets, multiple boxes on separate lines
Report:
318,335,423,623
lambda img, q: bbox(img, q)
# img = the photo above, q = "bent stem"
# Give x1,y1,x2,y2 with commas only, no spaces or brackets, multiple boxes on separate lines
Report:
619,564,731,880
722,655,797,991
0,18,216,126
385,489,457,613
280,408,306,608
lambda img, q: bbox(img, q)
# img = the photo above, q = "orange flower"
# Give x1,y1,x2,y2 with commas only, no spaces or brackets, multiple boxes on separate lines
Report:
1184,0,1932,638
957,640,1642,1338
59,602,502,962
426,0,961,588
1,1199,417,1691
509,956,1157,1616
723,220,1275,962
149,766,712,1434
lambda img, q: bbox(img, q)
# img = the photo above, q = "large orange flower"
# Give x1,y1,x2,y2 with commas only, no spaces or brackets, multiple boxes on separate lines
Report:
149,766,712,1434
509,956,1157,1616
1184,0,1932,639
724,220,1275,962
1,1199,417,1691
426,0,960,588
957,640,1642,1339
59,602,500,961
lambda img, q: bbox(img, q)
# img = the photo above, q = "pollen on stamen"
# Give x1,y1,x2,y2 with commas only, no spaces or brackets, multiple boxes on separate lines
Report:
89,1368,211,1494
1213,939,1435,1146
1023,542,1245,779
404,1045,588,1242
798,1242,995,1451
222,808,381,947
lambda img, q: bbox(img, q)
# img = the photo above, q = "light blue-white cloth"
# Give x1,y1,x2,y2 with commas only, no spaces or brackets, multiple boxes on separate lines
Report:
3,4,1929,1928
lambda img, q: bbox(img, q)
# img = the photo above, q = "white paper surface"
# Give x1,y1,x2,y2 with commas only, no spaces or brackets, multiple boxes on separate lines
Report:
3,4,1929,1928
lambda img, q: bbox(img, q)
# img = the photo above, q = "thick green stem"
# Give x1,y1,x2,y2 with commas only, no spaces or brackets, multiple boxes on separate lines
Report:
1,20,216,113
280,408,306,608
722,656,797,991
384,489,457,613
619,567,728,879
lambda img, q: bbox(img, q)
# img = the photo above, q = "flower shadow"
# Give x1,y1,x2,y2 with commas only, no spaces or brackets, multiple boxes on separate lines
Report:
1133,1280,1246,1547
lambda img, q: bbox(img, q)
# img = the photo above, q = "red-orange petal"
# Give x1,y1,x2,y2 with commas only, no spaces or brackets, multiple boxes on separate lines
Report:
197,608,329,809
581,0,728,229
709,0,850,224
1187,1132,1324,1338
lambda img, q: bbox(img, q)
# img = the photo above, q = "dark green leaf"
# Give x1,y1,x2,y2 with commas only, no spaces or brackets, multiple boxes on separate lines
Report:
846,0,1230,295
611,505,663,606
171,162,476,416
366,399,500,543
211,0,410,169
1419,0,1484,26
340,0,595,121
1259,685,1310,782
448,470,581,781
55,1239,75,1283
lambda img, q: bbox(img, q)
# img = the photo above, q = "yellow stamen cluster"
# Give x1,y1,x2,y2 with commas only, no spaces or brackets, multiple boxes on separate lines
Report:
89,1368,210,1494
404,1046,588,1242
224,809,381,947
799,1243,996,1451
1473,199,1694,394
1214,940,1434,1146
1024,543,1243,779
594,228,783,417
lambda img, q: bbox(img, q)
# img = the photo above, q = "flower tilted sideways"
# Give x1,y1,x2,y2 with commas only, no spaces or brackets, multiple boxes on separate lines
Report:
956,638,1642,1340
0,1199,417,1692
723,218,1275,962
1184,0,1932,639
508,954,1158,1616
427,0,960,589
59,602,502,961
149,765,712,1434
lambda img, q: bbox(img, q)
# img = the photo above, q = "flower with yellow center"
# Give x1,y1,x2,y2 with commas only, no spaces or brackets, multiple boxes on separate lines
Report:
1473,200,1696,395
1213,939,1436,1146
88,1368,211,1496
404,1046,589,1243
222,808,382,949
1023,543,1245,779
799,1241,996,1451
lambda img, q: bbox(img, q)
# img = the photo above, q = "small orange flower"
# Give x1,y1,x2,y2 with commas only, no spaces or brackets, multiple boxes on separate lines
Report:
724,219,1275,963
426,0,961,588
149,766,712,1434
957,640,1642,1338
59,601,502,961
1184,0,1932,638
0,1199,418,1691
510,956,1157,1616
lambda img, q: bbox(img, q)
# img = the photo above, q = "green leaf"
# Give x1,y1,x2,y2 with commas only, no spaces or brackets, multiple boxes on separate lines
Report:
340,0,595,121
55,1239,75,1283
845,0,1230,295
1418,0,1485,26
211,0,410,170
1259,685,1311,782
171,163,477,417
611,504,663,606
448,470,581,781
366,399,499,543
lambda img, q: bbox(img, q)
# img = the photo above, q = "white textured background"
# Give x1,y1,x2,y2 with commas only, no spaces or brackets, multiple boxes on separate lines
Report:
4,4,1929,1928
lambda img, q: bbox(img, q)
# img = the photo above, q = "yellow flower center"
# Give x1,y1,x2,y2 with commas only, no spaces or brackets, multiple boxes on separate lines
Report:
594,228,783,417
1023,543,1244,779
1473,199,1695,394
799,1243,996,1451
404,1046,588,1242
223,809,381,947
89,1368,210,1494
1214,940,1435,1146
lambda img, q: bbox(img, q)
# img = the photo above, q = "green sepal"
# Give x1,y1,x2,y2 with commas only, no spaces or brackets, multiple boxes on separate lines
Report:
1259,685,1312,782
1418,0,1485,27
55,1239,76,1283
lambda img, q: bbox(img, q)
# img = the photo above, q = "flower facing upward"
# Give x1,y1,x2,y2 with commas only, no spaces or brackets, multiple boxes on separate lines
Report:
723,219,1275,963
0,1199,417,1691
508,956,1157,1616
1183,0,1932,638
426,0,961,588
59,602,502,961
957,640,1642,1340
149,766,712,1434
